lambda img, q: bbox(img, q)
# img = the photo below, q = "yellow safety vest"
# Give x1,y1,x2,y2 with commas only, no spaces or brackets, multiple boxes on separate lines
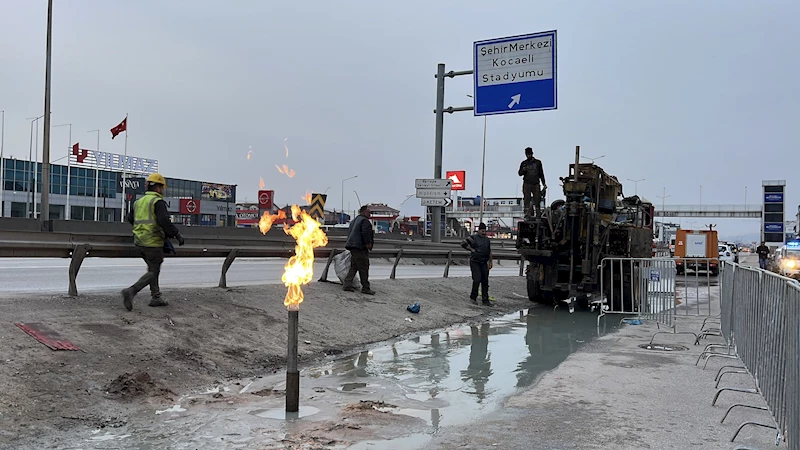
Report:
133,191,166,247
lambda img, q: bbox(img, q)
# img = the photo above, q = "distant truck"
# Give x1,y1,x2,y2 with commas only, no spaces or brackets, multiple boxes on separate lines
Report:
674,229,720,276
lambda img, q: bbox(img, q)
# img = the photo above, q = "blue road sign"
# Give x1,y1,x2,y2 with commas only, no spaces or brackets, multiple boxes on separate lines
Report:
473,30,557,116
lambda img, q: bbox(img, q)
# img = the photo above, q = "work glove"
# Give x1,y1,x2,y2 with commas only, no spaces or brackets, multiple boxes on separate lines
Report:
488,261,493,270
177,234,185,246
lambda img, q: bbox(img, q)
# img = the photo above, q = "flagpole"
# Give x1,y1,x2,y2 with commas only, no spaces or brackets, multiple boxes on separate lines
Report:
121,114,128,222
89,129,100,221
0,110,4,217
66,126,71,219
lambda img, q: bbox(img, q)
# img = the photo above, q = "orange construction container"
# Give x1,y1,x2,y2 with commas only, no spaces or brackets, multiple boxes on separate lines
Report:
674,229,720,276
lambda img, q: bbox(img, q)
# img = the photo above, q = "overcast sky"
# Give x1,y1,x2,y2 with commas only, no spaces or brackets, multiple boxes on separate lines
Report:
2,0,798,238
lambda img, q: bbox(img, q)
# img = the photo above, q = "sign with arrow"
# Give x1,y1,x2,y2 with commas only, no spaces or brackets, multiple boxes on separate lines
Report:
421,198,452,207
415,178,452,189
472,30,557,116
416,188,451,199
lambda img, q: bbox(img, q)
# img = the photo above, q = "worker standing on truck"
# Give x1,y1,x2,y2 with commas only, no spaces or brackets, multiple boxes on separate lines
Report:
518,147,546,218
462,222,493,306
121,173,184,311
756,241,770,270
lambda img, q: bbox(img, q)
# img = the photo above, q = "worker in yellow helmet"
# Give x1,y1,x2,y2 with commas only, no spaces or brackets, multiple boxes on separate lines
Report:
121,173,184,311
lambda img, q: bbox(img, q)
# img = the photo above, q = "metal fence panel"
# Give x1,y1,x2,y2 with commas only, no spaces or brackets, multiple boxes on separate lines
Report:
758,272,788,438
719,262,736,346
675,258,716,317
787,284,800,450
600,257,676,328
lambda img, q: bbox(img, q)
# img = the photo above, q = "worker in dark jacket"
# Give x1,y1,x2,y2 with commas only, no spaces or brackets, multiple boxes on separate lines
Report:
343,205,375,295
518,147,546,218
462,222,493,306
756,242,770,270
121,173,184,311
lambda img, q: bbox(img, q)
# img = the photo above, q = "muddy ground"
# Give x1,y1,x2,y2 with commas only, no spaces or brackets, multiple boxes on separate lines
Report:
0,274,529,449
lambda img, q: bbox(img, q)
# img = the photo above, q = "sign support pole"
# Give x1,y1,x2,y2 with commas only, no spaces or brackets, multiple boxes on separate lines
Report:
121,113,128,222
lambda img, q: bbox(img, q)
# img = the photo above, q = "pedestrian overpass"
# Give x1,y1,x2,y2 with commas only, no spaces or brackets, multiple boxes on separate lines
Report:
655,205,762,218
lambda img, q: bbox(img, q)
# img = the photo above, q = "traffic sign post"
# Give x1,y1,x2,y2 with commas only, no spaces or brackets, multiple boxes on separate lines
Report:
421,198,452,207
473,31,557,116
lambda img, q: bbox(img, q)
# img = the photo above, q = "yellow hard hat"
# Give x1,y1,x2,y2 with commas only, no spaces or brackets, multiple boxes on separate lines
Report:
146,173,167,188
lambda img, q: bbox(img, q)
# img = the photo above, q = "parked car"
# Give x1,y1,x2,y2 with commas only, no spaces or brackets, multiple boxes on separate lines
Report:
718,245,735,265
771,244,800,279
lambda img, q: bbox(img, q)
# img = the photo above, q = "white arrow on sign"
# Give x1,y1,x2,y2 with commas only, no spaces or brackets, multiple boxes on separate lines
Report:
508,94,521,109
416,188,451,198
421,198,452,207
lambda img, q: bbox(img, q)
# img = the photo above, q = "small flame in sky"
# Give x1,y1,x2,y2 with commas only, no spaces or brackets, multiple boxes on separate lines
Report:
247,146,253,160
284,138,289,158
303,191,313,204
259,177,265,189
259,205,328,311
276,164,296,178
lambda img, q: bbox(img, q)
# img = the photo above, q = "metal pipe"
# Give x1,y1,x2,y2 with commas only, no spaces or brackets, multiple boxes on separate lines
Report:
0,110,4,217
40,0,54,222
432,63,445,243
286,310,299,412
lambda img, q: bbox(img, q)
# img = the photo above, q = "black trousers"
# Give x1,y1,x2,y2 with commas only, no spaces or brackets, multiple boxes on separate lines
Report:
344,248,370,290
130,246,164,298
522,182,542,217
470,260,489,300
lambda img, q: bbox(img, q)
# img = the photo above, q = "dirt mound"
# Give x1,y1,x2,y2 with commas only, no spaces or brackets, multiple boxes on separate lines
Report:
343,400,396,412
104,371,175,401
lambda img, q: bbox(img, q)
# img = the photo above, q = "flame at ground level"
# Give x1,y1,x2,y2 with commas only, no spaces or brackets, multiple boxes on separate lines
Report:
258,205,328,310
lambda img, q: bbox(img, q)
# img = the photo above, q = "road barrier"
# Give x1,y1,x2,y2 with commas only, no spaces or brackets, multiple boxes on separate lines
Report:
675,258,717,317
0,226,524,296
598,257,677,329
704,262,799,449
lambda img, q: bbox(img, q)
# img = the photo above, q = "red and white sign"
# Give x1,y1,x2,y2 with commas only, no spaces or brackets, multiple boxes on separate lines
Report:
236,209,260,226
258,190,274,209
179,198,200,214
446,171,466,191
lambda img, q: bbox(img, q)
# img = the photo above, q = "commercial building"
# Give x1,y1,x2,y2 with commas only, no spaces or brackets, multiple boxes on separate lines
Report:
0,155,237,226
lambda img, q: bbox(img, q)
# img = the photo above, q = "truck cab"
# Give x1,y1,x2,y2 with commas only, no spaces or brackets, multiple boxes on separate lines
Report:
674,229,720,276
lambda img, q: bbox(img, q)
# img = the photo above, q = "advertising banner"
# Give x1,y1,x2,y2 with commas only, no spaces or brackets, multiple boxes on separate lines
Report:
446,170,466,191
764,193,784,203
116,176,146,194
258,190,274,209
764,223,784,233
201,183,234,201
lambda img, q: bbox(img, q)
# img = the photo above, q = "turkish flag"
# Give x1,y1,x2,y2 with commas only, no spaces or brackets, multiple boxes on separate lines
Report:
110,118,127,139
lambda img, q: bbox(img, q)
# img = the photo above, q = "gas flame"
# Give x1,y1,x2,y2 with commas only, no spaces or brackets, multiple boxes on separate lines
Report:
275,164,296,178
303,191,313,204
247,146,253,160
284,138,289,158
259,177,265,189
259,205,328,310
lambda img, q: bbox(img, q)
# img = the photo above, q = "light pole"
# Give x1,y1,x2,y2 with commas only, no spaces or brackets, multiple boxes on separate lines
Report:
467,94,488,224
53,123,71,219
26,115,45,218
657,187,670,217
341,175,357,224
40,0,54,222
353,190,361,210
627,178,645,196
88,130,100,221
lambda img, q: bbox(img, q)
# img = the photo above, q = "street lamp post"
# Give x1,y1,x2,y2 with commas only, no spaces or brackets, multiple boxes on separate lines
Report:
53,124,71,219
341,175,357,224
580,155,605,164
40,0,54,222
627,178,645,196
657,187,670,217
88,130,100,221
26,115,45,218
467,94,488,225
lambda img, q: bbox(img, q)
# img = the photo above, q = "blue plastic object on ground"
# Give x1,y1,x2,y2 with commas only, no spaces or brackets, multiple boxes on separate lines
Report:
407,302,420,314
622,318,642,325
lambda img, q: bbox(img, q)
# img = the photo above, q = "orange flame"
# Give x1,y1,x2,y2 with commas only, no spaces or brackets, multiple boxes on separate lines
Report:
275,164,296,178
259,205,328,311
259,177,265,189
303,191,313,204
284,138,289,158
258,209,287,234
247,146,253,160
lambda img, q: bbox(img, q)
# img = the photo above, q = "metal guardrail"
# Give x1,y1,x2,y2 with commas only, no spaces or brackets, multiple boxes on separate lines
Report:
704,262,799,449
0,227,524,296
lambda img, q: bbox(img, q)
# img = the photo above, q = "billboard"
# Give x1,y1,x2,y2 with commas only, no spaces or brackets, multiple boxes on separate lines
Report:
764,193,784,203
116,176,146,194
236,207,260,227
258,190,274,209
201,182,234,201
446,170,466,191
764,223,784,233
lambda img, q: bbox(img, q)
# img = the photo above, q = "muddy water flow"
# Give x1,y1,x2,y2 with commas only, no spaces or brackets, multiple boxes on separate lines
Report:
73,308,612,449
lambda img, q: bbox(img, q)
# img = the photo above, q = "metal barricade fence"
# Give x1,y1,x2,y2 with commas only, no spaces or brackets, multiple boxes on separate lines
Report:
787,284,800,450
758,272,789,442
675,258,716,317
599,257,677,329
719,262,736,346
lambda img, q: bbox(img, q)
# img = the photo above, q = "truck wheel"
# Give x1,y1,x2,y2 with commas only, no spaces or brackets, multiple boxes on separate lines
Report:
526,264,548,304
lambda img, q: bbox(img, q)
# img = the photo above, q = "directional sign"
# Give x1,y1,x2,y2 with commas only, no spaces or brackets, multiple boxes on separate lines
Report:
473,30,557,116
308,193,326,220
421,198,452,207
416,188,451,199
415,178,452,189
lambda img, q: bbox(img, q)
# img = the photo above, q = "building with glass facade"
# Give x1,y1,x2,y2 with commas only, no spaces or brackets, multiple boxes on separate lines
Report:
0,157,237,226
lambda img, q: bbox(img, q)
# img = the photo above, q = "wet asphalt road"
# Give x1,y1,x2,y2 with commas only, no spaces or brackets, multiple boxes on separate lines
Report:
0,257,521,297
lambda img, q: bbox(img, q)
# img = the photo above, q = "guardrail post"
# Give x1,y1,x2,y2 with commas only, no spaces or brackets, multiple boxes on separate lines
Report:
218,248,239,288
519,255,525,277
390,248,403,280
443,250,453,278
68,244,89,297
318,249,338,282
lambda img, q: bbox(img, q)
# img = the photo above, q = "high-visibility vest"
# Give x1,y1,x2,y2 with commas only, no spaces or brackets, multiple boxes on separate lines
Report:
133,191,166,247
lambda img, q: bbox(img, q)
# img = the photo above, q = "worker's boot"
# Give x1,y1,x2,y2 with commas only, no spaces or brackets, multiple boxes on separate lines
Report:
361,288,376,295
342,284,356,292
148,296,169,307
121,288,134,312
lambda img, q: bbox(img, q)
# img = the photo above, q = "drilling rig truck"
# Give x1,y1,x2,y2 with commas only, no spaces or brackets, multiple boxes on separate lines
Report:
516,146,655,311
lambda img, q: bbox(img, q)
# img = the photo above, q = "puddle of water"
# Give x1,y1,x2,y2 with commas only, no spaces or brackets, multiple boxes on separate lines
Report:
154,405,186,415
250,405,320,420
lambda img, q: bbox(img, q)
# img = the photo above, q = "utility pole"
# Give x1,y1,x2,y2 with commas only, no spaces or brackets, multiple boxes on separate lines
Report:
41,0,54,222
657,187,670,216
627,178,645,196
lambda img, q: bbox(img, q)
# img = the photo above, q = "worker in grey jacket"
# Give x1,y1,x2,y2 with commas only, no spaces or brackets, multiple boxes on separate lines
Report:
518,147,546,218
462,222,493,306
343,205,375,295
